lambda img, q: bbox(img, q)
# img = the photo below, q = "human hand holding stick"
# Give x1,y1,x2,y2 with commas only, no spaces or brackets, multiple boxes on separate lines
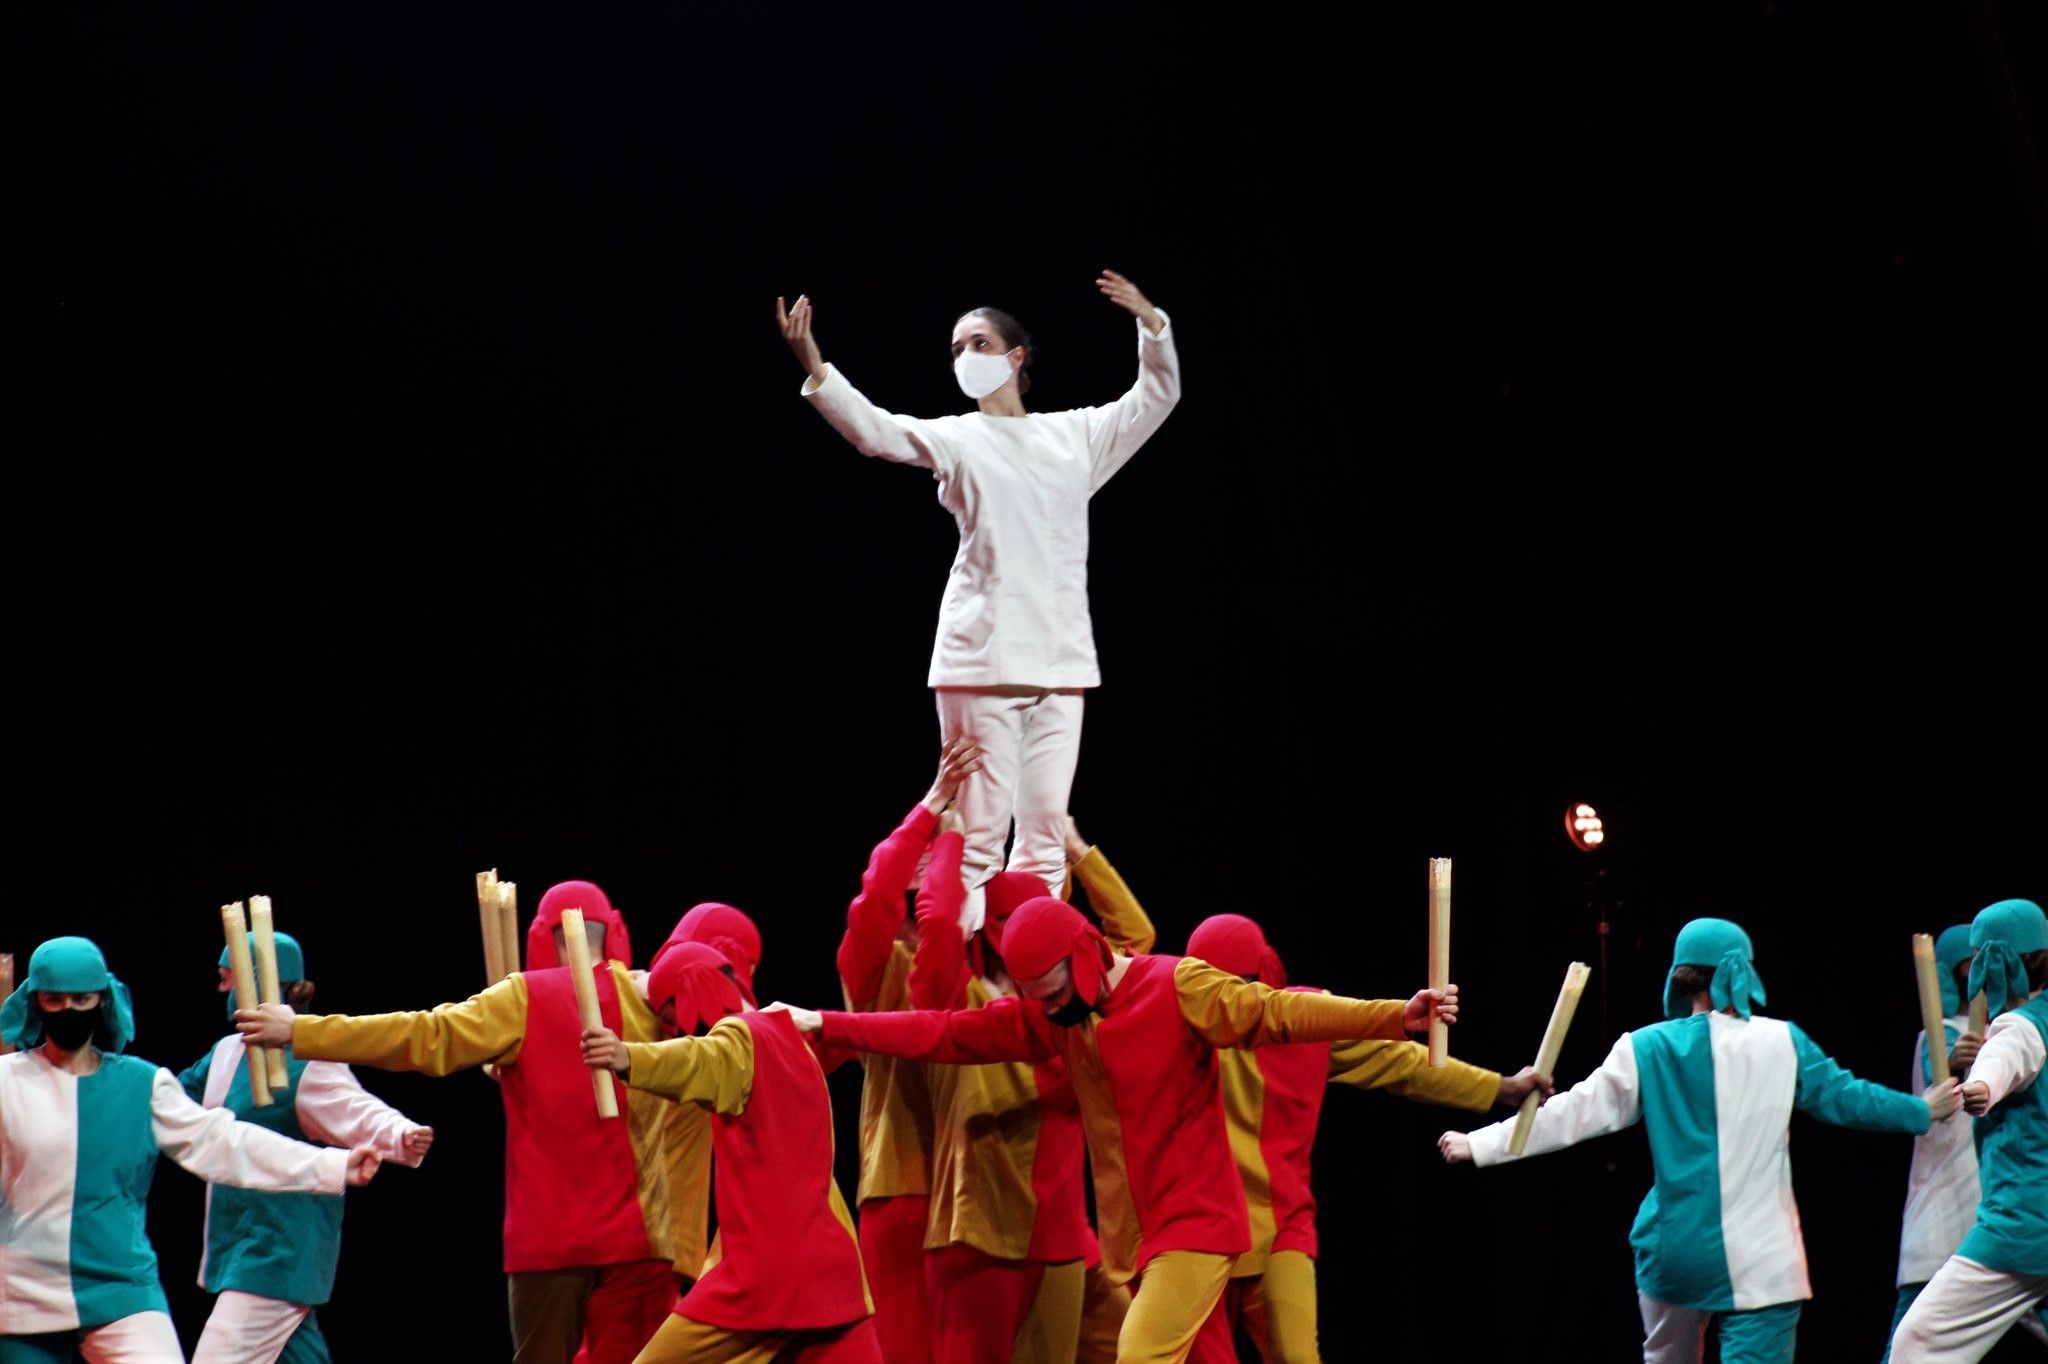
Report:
559,909,620,1119
1506,961,1589,1153
250,896,291,1089
221,903,273,1107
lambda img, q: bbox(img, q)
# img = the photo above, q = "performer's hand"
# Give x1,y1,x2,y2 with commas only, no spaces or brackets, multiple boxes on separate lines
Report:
234,1003,296,1048
1948,1032,1983,1076
1437,1132,1474,1165
1404,984,1459,1034
403,1127,435,1159
1960,1080,1993,1117
580,1025,630,1074
923,736,982,814
1494,1066,1555,1109
938,805,966,837
1924,1076,1963,1121
1063,815,1091,864
761,1001,823,1034
344,1146,383,1187
775,294,827,385
1096,269,1162,334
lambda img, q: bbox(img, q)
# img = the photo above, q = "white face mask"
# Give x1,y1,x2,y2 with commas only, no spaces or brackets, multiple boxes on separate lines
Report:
954,349,1017,401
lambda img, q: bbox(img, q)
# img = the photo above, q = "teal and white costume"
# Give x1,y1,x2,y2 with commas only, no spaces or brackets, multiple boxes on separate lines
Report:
1465,918,1932,1364
178,933,426,1364
1892,899,2048,1364
0,938,348,1364
1882,925,1980,1363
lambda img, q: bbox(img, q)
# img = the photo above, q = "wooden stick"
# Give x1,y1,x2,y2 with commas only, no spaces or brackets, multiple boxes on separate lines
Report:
0,953,13,1055
1968,991,1988,1038
1508,961,1591,1156
221,902,273,1107
249,896,291,1089
495,880,521,981
1912,934,1951,1088
558,909,619,1119
1428,857,1452,1067
478,871,507,986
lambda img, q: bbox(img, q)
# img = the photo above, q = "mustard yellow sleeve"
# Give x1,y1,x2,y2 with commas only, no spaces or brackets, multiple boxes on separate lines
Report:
621,1016,755,1115
1174,957,1409,1049
1326,1034,1500,1112
1071,847,1157,954
291,974,529,1074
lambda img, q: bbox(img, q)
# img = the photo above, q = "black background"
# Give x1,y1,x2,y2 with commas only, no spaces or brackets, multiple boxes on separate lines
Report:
33,3,2047,1360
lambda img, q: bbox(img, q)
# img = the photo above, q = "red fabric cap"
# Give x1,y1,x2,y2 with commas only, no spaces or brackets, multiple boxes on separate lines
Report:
1186,913,1287,988
1002,897,1107,986
655,902,763,1002
647,941,745,1037
528,880,633,969
982,872,1052,957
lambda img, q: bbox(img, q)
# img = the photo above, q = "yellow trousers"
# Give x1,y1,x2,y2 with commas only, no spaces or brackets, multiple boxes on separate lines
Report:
1226,1251,1320,1363
1012,1259,1088,1364
1116,1251,1234,1364
1077,1261,1134,1364
632,1312,881,1364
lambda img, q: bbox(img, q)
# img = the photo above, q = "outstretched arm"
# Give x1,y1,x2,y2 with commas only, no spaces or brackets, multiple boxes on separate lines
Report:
586,1017,756,1116
149,1068,364,1192
1450,1032,1644,1167
1791,1022,1947,1133
776,994,1058,1066
1085,270,1180,491
1325,1034,1505,1113
296,1061,434,1166
1959,1009,2046,1116
781,294,956,471
239,975,530,1076
1173,956,1447,1049
840,742,976,1007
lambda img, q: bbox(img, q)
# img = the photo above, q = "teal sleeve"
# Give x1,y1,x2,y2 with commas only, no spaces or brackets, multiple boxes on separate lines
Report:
1792,1022,1930,1134
177,1050,213,1103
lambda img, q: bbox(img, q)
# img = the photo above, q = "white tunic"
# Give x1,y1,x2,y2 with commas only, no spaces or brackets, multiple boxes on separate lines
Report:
803,312,1180,689
1896,1014,1979,1285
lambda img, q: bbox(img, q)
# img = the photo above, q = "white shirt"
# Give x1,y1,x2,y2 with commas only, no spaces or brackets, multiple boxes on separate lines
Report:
803,312,1180,688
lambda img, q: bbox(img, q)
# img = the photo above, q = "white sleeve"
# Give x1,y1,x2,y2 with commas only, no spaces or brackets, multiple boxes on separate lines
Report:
1084,310,1181,493
1470,1032,1642,1167
1972,1012,2047,1110
149,1068,348,1194
294,1062,427,1166
802,364,956,474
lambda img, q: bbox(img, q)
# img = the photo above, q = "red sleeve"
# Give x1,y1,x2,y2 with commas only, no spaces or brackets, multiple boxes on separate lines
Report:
909,831,969,1010
836,803,939,1007
821,995,1057,1065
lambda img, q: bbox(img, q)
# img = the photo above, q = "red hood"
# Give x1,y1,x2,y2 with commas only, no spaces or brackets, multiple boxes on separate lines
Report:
528,880,633,969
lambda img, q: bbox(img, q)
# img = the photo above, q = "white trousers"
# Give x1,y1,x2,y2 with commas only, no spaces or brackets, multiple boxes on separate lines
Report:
191,1291,313,1364
66,1311,186,1363
1891,1255,2048,1363
935,688,1084,933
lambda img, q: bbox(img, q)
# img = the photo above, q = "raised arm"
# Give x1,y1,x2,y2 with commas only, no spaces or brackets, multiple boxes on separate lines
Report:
1459,1033,1645,1167
1325,1034,1502,1113
839,805,941,1008
149,1068,351,1193
1065,819,1156,954
598,1016,756,1115
1960,1009,2046,1116
296,1061,432,1167
779,295,956,471
909,817,971,1010
816,994,1057,1066
1790,1022,1944,1134
1084,271,1180,492
248,975,529,1076
1173,956,1422,1049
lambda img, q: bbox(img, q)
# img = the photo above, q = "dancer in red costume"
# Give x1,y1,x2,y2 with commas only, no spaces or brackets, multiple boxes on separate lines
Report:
237,881,676,1364
1182,913,1517,1364
582,943,880,1363
775,897,1548,1363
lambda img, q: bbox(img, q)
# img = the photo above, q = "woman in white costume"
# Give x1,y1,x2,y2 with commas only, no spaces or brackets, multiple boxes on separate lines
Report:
776,272,1179,931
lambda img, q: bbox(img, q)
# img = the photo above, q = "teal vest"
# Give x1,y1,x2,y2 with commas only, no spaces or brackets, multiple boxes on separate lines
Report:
181,1044,346,1305
70,1054,172,1328
1960,995,2048,1275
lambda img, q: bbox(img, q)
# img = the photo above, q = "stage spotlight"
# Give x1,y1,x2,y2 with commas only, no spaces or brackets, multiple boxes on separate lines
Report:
1565,802,1606,852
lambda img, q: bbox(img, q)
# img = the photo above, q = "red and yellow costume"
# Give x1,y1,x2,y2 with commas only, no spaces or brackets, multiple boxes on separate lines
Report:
819,897,1461,1364
625,942,880,1364
285,881,676,1364
1182,914,1500,1364
647,902,764,1289
834,803,941,1364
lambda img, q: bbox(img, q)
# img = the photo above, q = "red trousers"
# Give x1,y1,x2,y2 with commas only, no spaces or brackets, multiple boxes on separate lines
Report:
513,1257,677,1364
858,1195,931,1364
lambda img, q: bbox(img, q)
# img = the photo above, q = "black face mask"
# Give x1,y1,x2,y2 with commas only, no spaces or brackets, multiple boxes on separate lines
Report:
1043,993,1096,1029
42,1006,106,1052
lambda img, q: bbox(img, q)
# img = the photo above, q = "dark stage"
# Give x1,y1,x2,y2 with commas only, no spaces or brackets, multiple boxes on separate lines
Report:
33,4,2048,1361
